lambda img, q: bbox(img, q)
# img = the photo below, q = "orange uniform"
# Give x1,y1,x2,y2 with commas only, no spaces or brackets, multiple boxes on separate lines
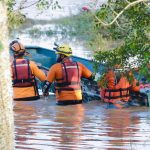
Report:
46,58,92,102
12,59,46,100
99,70,140,103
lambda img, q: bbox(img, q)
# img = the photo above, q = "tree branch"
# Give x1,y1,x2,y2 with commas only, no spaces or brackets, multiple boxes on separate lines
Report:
109,4,118,15
95,0,148,26
143,2,150,8
115,20,125,30
18,0,41,10
125,0,131,4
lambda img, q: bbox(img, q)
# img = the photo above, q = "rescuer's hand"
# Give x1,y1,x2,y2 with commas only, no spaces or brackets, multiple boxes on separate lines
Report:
42,80,51,96
88,73,95,81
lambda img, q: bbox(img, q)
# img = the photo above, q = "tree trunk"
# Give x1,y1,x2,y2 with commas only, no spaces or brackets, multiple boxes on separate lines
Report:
0,1,14,150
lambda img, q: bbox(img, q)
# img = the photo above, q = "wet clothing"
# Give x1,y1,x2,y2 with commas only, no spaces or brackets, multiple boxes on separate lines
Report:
99,70,140,104
12,58,46,100
46,58,92,104
104,76,131,103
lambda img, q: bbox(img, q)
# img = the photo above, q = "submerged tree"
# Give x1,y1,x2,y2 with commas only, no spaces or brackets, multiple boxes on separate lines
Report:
91,0,150,81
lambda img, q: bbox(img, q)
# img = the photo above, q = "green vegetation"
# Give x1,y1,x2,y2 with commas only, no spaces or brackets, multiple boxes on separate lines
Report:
47,12,116,54
53,0,150,81
7,0,26,30
27,27,53,38
17,12,97,44
50,8,127,54
93,0,150,81
36,0,61,10
6,0,150,81
53,12,96,41
6,0,60,31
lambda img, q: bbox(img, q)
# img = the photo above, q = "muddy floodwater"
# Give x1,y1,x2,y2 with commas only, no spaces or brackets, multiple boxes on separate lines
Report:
14,95,150,150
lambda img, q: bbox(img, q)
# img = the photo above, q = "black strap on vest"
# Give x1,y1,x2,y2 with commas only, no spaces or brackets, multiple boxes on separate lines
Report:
56,87,81,91
56,61,80,91
13,79,34,85
13,59,39,96
76,62,80,83
13,59,34,84
104,87,131,99
14,59,18,80
56,78,63,81
56,81,80,87
27,59,31,81
33,76,39,96
62,62,68,82
13,60,34,87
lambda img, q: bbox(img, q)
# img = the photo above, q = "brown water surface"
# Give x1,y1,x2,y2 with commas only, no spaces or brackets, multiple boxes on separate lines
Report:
14,96,150,150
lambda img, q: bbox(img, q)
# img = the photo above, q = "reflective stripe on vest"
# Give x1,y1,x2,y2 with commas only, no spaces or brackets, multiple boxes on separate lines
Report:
12,59,35,87
55,60,81,91
63,66,78,69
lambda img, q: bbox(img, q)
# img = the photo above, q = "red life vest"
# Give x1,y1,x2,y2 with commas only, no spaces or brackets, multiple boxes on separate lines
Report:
12,59,35,87
55,59,81,91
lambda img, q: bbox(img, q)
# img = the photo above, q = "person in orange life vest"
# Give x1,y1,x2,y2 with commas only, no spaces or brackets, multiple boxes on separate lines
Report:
98,66,140,106
10,41,46,100
42,44,94,105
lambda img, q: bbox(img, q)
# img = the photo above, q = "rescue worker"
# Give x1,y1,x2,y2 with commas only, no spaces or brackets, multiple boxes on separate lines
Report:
98,66,140,108
10,41,46,100
42,44,94,105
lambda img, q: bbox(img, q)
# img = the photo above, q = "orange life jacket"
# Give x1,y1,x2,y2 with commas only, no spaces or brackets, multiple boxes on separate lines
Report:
55,59,81,92
104,76,131,103
12,59,35,87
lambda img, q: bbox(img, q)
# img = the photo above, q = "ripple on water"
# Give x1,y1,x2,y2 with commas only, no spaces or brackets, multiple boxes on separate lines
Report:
14,97,150,150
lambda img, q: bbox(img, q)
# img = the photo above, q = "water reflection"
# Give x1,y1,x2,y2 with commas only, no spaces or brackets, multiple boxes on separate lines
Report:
14,98,150,150
13,0,96,59
105,109,140,150
14,26,93,59
53,104,85,149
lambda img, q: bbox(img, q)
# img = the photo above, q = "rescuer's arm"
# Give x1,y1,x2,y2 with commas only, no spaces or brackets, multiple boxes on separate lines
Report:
87,73,95,80
42,64,56,96
79,63,94,80
30,61,46,81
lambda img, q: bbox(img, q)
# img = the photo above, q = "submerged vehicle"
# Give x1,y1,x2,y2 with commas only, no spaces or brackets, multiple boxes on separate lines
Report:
21,45,150,107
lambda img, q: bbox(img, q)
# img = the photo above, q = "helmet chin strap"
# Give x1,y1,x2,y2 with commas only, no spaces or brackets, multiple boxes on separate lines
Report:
56,54,66,63
56,56,62,63
14,50,25,58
